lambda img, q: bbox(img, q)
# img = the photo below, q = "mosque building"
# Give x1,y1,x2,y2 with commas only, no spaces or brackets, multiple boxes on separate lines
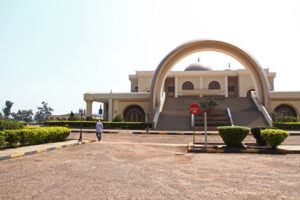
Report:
84,40,300,130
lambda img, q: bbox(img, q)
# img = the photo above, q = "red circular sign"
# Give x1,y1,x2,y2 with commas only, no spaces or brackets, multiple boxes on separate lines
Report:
190,104,200,114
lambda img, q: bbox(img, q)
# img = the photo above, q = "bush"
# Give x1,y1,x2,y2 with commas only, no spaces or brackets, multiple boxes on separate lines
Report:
274,122,300,130
218,126,250,147
0,133,5,148
113,114,124,122
3,130,20,147
0,120,24,131
251,126,278,146
0,127,70,148
271,112,299,122
43,121,152,130
261,129,289,148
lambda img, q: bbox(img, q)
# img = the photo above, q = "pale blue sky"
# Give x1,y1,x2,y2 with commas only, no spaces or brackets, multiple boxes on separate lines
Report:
1,0,300,114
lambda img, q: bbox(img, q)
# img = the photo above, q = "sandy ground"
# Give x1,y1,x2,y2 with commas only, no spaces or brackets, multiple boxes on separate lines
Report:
0,132,300,200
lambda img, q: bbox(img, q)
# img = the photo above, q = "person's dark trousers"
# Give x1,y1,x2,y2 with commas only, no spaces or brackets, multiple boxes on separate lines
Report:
96,132,102,141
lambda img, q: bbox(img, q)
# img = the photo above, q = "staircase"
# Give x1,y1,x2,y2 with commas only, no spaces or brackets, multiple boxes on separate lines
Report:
155,96,267,131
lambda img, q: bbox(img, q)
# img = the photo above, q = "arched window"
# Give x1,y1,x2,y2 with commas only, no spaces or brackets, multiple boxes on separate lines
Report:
182,81,194,90
123,105,145,122
275,104,297,117
208,81,220,90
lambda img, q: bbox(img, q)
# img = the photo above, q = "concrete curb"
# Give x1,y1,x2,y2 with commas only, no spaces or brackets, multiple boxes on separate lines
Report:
133,131,300,136
0,140,96,161
133,132,223,135
188,147,300,154
71,130,118,134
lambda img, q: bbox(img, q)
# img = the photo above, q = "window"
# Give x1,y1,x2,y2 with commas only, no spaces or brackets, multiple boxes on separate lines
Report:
182,81,194,90
275,104,297,117
208,81,220,90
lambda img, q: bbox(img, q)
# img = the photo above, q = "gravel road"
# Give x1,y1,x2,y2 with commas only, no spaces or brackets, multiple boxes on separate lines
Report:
0,132,300,200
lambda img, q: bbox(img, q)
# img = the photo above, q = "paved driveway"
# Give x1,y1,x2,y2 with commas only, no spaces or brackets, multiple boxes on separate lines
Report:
1,132,300,200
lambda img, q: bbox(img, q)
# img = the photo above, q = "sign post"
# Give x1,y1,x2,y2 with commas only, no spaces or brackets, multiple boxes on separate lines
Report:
189,104,200,144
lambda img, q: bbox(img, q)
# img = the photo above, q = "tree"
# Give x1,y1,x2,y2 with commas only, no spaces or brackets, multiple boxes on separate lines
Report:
2,100,13,119
68,111,80,121
35,101,54,122
200,100,218,113
11,109,34,122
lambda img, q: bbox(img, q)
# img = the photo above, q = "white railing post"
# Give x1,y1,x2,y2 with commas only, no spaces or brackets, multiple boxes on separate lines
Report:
227,107,234,126
251,91,273,126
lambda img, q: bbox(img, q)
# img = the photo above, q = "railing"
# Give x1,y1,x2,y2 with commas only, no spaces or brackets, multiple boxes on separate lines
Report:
226,107,234,126
178,89,223,96
153,92,166,129
251,91,273,126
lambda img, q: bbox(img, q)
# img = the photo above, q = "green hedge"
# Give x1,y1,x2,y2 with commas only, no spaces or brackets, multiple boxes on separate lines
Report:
261,129,289,148
0,133,5,148
0,127,70,148
0,120,24,131
43,121,152,130
218,126,250,147
274,122,300,130
251,126,278,146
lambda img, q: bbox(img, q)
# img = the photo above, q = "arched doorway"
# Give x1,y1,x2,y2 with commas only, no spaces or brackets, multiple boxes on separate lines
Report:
123,105,145,122
208,81,220,90
274,104,297,117
182,81,194,90
149,40,271,121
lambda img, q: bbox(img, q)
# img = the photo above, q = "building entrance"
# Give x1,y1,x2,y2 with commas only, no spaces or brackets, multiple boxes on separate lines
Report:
228,76,238,97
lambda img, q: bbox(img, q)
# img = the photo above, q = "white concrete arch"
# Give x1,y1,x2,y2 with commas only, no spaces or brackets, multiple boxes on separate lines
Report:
149,40,271,120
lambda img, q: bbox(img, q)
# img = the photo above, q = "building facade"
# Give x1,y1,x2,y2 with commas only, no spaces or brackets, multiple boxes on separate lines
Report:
84,40,300,129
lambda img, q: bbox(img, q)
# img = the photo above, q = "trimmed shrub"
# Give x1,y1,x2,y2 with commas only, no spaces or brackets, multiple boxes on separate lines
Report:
261,129,289,148
251,126,278,146
43,121,152,130
0,120,24,131
113,114,124,122
3,130,20,147
0,133,5,148
1,127,70,148
274,122,300,130
218,126,250,147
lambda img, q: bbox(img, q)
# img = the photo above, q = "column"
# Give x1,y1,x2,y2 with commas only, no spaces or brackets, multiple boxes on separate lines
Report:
108,98,113,122
86,100,93,115
200,77,203,89
225,76,228,97
200,77,203,97
174,76,178,98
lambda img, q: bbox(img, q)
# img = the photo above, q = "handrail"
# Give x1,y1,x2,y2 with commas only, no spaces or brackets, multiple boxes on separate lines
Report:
226,107,234,126
251,91,273,126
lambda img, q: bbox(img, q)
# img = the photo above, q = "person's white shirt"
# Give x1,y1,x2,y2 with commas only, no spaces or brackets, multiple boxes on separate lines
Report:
96,121,103,132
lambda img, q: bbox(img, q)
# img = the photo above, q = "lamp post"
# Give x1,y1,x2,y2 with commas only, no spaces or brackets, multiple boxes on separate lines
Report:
78,109,83,142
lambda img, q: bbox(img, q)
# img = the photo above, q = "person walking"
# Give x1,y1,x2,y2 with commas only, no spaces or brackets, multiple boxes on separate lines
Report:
96,120,103,141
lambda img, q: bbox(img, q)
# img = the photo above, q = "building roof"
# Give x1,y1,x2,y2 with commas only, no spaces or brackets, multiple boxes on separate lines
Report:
184,62,212,71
